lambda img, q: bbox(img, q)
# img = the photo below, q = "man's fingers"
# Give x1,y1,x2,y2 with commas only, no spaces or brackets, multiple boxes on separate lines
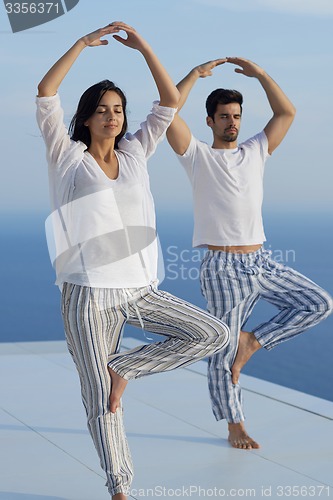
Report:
226,57,247,66
214,58,228,66
112,34,127,44
109,21,135,32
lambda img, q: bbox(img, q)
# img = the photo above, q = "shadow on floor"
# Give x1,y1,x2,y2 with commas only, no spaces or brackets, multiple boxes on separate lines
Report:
0,424,88,435
0,494,66,500
128,432,229,447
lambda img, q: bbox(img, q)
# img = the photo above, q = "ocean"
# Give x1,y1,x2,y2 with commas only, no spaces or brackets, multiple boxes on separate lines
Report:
0,210,332,402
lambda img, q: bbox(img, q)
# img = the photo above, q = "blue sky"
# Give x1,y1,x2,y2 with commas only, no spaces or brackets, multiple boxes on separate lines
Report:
0,0,332,215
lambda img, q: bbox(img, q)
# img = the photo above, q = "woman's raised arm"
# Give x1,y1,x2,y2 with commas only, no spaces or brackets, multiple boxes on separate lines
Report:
37,24,120,97
112,22,179,108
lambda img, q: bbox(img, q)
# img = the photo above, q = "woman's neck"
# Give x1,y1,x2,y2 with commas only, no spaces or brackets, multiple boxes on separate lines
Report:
88,139,116,162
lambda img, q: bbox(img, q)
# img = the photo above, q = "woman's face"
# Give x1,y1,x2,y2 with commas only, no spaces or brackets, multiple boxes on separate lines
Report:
84,90,125,144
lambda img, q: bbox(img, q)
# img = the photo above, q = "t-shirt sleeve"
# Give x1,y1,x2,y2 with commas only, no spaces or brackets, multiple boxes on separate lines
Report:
121,101,177,161
243,130,270,163
175,134,198,179
36,93,72,167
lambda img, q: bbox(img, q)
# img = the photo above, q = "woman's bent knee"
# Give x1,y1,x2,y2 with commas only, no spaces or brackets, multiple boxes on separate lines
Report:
314,289,333,316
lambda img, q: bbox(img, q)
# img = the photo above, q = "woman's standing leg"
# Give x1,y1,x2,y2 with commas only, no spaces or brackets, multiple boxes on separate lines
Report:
61,282,133,498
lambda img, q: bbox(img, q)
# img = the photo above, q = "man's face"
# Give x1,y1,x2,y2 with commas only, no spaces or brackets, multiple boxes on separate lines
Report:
206,102,242,144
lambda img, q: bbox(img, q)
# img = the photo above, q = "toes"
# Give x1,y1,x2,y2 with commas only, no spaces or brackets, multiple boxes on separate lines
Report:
229,436,259,450
250,440,260,449
241,439,259,450
109,394,121,413
110,399,119,413
240,442,251,449
229,439,248,449
231,369,240,385
229,440,238,449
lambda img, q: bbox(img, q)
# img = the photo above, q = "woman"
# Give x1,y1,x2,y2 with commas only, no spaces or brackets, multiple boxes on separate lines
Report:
36,22,230,499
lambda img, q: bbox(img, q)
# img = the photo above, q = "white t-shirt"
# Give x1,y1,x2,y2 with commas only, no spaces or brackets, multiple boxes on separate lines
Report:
36,93,176,289
177,132,270,247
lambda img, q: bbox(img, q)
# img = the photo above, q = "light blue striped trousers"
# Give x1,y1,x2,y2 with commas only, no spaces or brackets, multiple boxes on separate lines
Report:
200,248,333,423
61,281,229,497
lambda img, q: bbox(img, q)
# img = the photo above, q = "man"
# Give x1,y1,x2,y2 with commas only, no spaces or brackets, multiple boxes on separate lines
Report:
166,57,333,449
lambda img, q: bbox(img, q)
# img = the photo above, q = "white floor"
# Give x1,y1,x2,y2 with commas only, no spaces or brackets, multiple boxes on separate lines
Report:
0,338,332,500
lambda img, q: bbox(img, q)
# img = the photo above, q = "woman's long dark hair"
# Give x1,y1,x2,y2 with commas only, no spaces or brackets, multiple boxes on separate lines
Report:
69,80,128,149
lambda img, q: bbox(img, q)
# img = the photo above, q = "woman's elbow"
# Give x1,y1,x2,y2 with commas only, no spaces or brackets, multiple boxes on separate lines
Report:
37,82,56,98
160,88,180,108
171,88,181,108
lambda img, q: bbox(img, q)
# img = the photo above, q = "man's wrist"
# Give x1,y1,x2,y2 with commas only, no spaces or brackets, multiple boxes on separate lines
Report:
139,43,155,58
77,38,89,49
256,69,268,81
190,67,201,80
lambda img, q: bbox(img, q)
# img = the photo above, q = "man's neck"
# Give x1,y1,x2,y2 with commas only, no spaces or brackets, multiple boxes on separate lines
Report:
212,138,238,150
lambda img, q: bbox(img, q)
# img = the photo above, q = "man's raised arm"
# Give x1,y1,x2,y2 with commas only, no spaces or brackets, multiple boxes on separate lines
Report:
167,59,227,155
226,57,296,155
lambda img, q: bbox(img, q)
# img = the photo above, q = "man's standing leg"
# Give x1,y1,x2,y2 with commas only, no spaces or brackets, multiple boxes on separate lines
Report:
200,250,262,449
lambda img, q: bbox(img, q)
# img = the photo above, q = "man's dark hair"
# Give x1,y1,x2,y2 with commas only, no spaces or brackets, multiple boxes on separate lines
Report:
69,80,128,149
205,89,243,119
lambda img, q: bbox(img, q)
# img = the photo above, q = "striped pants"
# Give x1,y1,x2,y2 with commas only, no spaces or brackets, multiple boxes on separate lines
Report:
200,248,333,423
61,281,229,496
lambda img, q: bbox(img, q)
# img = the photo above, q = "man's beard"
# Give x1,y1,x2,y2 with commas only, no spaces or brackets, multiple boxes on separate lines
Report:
223,129,239,142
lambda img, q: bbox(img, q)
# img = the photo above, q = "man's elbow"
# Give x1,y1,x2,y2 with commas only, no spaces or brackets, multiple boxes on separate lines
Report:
288,104,296,120
279,105,296,126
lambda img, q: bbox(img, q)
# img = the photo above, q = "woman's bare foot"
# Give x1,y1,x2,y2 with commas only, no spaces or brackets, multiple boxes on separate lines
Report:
228,422,260,449
231,330,261,384
112,493,127,500
108,366,128,413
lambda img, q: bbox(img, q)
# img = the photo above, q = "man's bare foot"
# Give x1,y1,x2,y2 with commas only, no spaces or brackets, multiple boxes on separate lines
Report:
112,493,127,500
108,366,128,414
231,330,261,384
228,422,260,449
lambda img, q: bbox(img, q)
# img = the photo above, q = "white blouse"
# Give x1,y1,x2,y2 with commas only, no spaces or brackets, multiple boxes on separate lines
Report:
36,93,176,289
